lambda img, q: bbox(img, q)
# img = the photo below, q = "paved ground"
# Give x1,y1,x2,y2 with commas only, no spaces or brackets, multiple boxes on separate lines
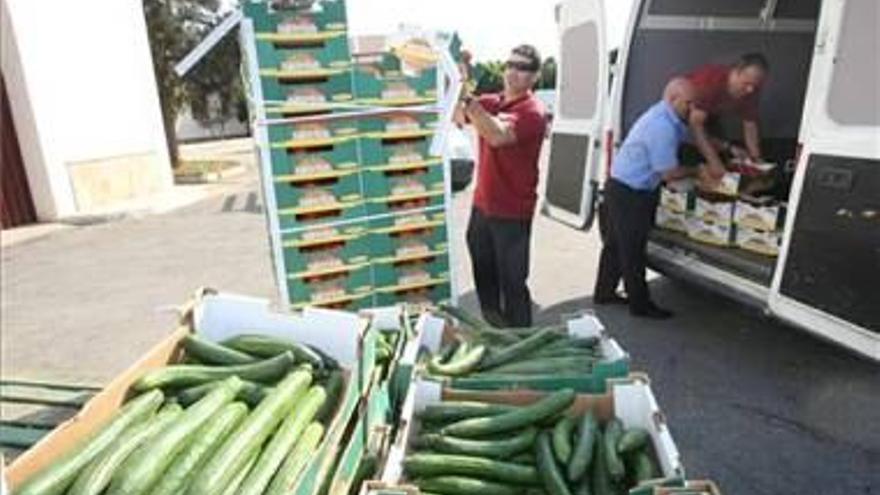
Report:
2,139,877,493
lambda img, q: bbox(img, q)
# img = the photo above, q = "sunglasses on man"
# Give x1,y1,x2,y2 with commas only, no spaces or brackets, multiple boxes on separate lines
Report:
505,60,539,73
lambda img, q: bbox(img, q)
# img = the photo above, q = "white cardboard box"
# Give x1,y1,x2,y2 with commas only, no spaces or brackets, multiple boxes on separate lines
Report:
379,376,685,487
655,207,689,234
735,226,781,256
694,197,735,225
660,187,693,213
707,172,741,197
414,312,628,367
687,217,734,246
734,200,785,231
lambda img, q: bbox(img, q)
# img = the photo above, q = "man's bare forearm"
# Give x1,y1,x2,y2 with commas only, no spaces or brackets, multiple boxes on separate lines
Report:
466,102,514,147
691,124,725,177
743,120,762,160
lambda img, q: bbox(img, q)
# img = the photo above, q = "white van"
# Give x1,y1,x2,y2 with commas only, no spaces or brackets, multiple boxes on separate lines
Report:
543,0,879,361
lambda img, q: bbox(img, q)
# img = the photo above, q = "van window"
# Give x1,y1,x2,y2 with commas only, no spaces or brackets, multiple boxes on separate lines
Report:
559,22,599,119
647,0,765,18
827,0,879,126
774,0,821,19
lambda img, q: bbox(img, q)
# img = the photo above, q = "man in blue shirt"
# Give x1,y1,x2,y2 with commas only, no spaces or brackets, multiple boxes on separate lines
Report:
594,78,697,319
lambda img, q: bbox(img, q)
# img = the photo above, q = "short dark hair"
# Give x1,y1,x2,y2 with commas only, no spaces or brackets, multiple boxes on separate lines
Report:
511,44,542,72
735,52,769,72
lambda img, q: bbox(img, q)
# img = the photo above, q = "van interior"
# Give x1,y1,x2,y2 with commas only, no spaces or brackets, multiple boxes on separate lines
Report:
618,0,822,287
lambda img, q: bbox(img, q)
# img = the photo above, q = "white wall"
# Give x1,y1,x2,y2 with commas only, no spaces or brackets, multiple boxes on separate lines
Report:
1,0,172,219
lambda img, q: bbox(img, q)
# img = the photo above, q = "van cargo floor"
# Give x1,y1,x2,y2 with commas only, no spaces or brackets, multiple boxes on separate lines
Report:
648,229,776,286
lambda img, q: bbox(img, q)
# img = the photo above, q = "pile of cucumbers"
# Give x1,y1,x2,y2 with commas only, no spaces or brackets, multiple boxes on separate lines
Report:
17,333,344,495
404,389,664,495
424,305,604,379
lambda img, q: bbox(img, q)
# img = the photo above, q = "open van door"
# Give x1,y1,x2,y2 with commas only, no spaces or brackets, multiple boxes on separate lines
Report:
542,0,607,229
769,0,880,361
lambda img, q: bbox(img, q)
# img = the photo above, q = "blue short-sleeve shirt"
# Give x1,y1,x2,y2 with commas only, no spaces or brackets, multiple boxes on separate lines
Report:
611,101,690,191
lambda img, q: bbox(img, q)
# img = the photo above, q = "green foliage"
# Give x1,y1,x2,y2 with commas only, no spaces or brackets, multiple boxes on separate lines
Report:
143,0,246,166
537,57,557,90
471,56,557,95
473,60,504,95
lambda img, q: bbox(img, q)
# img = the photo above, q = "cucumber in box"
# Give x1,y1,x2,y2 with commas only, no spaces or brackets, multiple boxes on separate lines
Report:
415,308,630,393
380,377,685,495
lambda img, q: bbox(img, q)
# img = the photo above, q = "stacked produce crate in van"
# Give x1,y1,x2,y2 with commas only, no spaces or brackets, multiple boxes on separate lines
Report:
242,0,454,311
655,161,786,256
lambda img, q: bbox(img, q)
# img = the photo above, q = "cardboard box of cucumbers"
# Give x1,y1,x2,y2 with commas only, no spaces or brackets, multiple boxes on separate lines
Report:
412,305,630,393
377,376,685,495
5,290,371,495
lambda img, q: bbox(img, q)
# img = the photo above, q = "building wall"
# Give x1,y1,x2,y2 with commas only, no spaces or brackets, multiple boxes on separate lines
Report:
1,0,173,220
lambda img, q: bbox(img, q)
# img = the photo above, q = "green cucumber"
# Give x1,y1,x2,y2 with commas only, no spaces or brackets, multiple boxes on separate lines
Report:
428,344,486,376
574,475,593,495
109,377,243,495
16,389,163,495
449,340,470,361
590,431,615,495
148,401,248,495
602,419,626,482
477,328,560,370
481,357,593,375
176,379,266,408
186,369,313,495
631,450,659,482
220,451,259,495
535,431,572,495
315,370,344,422
414,476,520,495
132,352,295,391
551,416,576,464
509,452,536,465
436,303,490,331
441,389,575,437
531,348,601,360
68,404,182,495
567,412,597,482
265,422,325,495
418,401,517,425
415,428,536,459
221,334,326,368
182,334,257,365
403,454,540,485
237,385,327,495
617,427,650,454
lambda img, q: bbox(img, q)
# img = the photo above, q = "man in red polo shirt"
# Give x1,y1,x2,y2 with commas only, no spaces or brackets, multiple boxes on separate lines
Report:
686,53,769,181
454,44,547,327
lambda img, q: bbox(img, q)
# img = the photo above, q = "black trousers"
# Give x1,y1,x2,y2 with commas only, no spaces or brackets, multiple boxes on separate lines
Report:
594,179,659,312
466,208,533,327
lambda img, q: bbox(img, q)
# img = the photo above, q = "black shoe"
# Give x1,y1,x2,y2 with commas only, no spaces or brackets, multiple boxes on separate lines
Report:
631,305,674,319
594,293,629,305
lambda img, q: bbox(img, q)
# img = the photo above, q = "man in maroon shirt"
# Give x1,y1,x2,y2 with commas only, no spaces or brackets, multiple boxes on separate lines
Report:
454,44,547,327
686,53,769,182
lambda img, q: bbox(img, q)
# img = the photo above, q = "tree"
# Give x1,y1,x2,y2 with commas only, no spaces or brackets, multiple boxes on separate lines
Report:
537,57,557,90
143,0,245,167
472,60,504,95
184,26,247,140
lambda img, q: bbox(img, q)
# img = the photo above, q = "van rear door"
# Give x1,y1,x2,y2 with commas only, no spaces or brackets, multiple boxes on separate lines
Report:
769,0,880,360
542,0,608,229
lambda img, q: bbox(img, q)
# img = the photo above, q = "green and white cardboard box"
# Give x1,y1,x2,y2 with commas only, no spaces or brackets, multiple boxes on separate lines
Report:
413,311,631,393
375,376,685,494
192,290,371,495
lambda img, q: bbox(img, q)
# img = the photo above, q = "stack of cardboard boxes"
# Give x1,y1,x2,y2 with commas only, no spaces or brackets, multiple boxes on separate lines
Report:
242,0,460,311
655,170,785,257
